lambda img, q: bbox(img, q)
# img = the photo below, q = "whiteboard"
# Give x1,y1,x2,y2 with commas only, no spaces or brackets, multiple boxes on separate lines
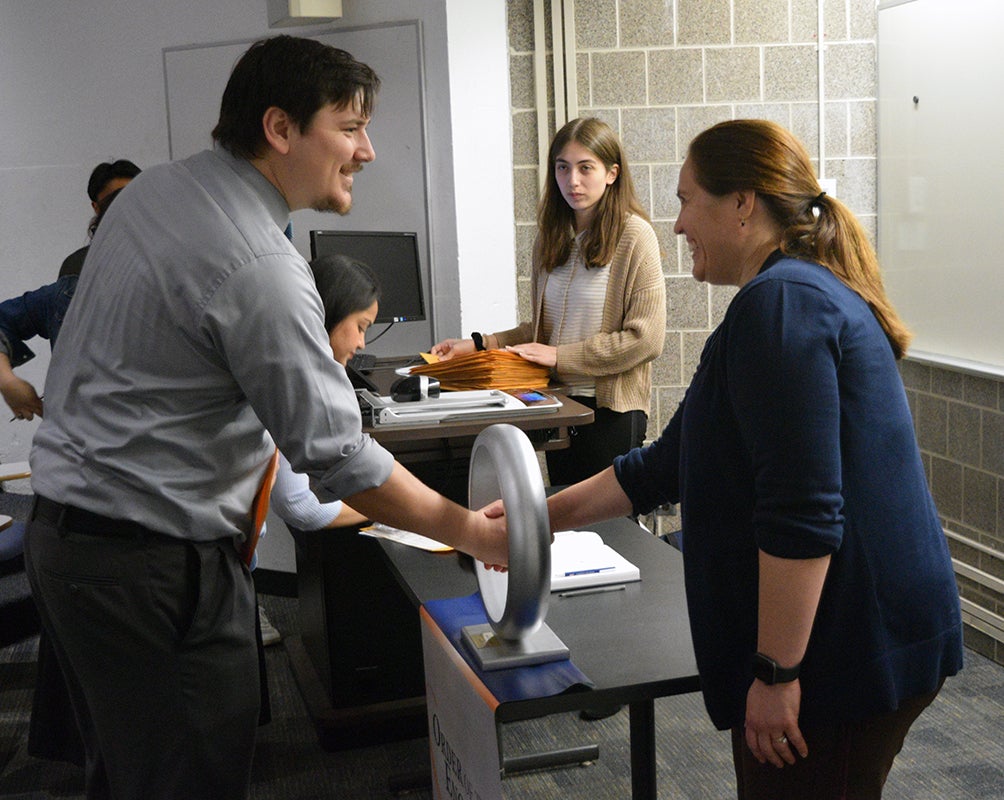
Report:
877,0,1004,375
163,23,434,357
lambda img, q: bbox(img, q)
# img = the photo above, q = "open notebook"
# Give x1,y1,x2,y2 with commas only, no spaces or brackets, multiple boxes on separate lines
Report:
550,529,641,591
358,526,641,591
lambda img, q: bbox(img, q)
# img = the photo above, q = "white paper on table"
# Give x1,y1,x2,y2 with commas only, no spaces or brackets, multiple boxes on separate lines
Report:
550,529,640,591
359,522,453,552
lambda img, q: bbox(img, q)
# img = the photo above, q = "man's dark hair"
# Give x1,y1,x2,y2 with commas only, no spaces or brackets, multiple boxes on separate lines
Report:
211,35,380,160
87,159,141,202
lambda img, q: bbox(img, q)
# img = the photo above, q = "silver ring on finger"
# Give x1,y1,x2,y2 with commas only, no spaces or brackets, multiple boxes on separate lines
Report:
775,734,788,744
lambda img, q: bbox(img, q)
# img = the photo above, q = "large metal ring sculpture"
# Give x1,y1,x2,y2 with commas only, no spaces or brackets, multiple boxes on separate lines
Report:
469,423,551,641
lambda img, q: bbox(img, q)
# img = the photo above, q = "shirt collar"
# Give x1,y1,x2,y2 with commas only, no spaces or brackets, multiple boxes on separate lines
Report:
212,145,292,233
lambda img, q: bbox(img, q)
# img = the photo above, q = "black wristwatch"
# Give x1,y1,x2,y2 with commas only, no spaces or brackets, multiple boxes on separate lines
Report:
752,652,801,685
471,332,487,351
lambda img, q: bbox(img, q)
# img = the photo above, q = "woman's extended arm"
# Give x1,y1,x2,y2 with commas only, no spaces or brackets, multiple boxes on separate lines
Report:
546,466,633,533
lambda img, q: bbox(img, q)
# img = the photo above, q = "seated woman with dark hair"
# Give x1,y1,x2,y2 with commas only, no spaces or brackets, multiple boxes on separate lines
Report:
265,253,384,534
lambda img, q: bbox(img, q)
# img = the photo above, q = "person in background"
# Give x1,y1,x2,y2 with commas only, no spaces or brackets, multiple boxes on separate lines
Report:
24,35,506,800
58,159,142,278
543,119,963,799
1,157,141,421
431,117,666,488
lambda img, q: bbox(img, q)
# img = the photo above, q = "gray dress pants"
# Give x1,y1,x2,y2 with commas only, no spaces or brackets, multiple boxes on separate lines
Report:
24,507,259,800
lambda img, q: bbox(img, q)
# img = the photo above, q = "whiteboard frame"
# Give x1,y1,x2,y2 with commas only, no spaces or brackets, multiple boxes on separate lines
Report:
877,0,1004,376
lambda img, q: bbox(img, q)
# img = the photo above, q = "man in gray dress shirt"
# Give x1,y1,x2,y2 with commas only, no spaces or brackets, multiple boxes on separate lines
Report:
24,36,506,799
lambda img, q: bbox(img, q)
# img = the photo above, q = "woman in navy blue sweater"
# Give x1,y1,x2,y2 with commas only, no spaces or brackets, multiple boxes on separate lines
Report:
546,119,963,799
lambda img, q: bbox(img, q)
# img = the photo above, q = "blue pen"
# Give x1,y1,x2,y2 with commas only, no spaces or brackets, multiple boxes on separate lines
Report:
563,566,616,577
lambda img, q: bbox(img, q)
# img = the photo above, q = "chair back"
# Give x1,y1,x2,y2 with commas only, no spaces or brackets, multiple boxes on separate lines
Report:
240,449,280,567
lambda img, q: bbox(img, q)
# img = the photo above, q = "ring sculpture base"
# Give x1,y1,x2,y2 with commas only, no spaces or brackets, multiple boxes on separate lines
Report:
461,622,569,671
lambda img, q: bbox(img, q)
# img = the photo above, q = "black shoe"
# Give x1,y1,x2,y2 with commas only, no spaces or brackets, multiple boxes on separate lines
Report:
579,704,623,721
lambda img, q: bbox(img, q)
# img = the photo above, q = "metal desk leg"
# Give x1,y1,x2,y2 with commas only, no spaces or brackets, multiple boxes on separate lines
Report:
629,699,657,800
502,744,600,775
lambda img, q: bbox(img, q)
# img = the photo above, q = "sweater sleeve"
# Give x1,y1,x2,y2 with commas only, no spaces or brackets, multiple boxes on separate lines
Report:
614,397,683,515
492,321,535,348
724,276,844,558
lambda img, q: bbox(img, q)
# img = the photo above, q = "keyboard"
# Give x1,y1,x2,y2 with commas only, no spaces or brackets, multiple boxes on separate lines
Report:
347,352,377,373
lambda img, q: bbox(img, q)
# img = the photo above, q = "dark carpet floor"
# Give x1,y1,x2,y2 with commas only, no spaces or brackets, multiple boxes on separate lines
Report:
2,486,1003,798
3,587,1004,798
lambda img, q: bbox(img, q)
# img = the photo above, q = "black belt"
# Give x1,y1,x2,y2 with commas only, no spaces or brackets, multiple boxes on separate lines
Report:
32,495,171,541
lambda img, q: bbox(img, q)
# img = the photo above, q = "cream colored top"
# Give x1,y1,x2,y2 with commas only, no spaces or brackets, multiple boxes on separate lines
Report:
494,214,666,415
541,234,610,395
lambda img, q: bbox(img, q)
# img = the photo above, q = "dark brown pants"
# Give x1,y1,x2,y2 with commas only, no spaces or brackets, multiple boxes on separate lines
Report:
731,683,943,800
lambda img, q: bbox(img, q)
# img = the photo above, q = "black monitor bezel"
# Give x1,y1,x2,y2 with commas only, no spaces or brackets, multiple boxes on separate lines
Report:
309,229,426,325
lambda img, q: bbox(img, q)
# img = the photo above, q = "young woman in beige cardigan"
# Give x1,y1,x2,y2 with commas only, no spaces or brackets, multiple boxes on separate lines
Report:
432,117,665,486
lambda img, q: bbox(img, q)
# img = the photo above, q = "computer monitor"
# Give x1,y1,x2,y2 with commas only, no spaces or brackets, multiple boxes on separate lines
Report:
309,230,426,324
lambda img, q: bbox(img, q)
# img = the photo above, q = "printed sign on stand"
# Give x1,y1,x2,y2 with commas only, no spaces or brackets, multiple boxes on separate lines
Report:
420,607,503,800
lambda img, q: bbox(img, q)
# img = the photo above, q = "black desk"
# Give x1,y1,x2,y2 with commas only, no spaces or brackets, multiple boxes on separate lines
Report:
378,516,701,800
286,376,595,750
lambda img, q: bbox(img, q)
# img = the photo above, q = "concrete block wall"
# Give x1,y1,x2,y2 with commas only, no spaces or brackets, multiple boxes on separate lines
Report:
506,0,1004,667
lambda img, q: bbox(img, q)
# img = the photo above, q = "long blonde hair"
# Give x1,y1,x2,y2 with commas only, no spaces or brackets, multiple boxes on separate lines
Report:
535,117,649,272
687,119,911,359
